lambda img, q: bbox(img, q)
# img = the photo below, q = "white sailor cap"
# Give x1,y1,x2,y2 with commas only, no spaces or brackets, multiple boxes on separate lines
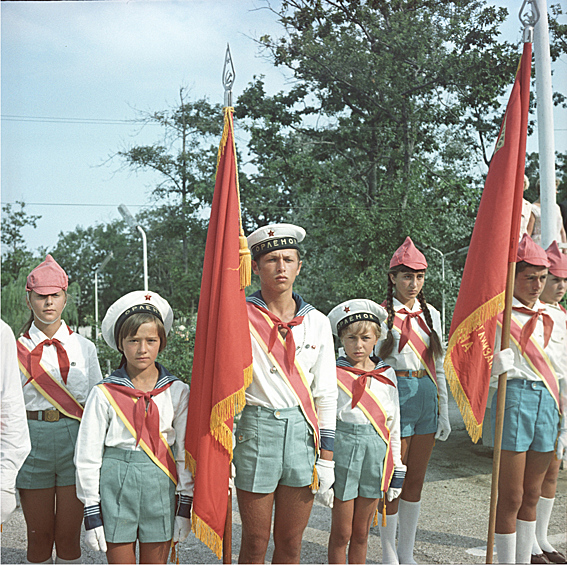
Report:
247,223,306,260
327,299,387,337
101,290,174,351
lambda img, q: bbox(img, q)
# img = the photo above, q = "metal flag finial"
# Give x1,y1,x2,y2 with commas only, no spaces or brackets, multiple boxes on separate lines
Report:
519,0,540,42
223,43,236,107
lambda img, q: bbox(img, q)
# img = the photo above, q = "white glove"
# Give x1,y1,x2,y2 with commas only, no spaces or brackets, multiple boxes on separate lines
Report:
1,490,17,523
556,428,567,461
172,516,191,543
387,487,402,502
435,376,451,441
85,526,107,552
312,458,335,494
229,463,235,491
314,488,334,508
491,348,514,376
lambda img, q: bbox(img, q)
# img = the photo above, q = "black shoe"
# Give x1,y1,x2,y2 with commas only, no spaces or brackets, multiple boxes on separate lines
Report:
542,551,567,564
532,554,552,564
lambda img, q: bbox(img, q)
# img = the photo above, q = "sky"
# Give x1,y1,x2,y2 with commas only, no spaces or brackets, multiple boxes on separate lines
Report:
2,0,567,253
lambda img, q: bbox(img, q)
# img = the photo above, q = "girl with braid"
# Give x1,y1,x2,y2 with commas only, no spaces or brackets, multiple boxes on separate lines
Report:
376,237,451,565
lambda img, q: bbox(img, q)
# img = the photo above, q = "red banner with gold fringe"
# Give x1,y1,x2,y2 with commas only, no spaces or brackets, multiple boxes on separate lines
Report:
184,107,253,559
444,42,532,442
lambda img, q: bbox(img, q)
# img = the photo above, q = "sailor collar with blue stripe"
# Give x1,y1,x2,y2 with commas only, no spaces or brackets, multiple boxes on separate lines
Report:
337,356,389,371
246,290,315,317
100,362,178,389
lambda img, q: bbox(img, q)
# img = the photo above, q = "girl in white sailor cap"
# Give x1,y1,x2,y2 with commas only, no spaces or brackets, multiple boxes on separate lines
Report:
376,237,451,565
235,223,338,564
74,291,193,564
16,255,102,565
326,299,405,564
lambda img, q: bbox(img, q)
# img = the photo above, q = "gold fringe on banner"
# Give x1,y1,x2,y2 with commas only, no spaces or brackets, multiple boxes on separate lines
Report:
192,512,223,560
210,364,253,457
444,292,505,443
372,508,379,527
185,450,196,475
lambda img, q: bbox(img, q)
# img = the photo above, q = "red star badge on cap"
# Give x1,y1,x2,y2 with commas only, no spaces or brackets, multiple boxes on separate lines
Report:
145,294,152,301
344,306,350,313
268,230,275,237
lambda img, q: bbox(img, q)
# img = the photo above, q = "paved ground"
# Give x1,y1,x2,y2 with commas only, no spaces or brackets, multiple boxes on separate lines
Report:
2,396,565,564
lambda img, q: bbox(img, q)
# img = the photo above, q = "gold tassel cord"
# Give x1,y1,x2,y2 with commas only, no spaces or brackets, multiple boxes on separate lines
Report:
169,540,178,564
311,463,319,492
382,501,387,527
239,233,251,290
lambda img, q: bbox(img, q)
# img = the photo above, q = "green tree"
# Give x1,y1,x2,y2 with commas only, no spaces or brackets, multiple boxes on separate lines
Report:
114,89,222,275
235,0,564,320
1,201,41,287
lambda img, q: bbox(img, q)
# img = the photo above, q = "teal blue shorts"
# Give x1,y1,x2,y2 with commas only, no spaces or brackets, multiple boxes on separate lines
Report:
333,420,387,501
491,380,559,453
233,405,316,493
100,447,176,543
398,375,438,437
16,418,79,489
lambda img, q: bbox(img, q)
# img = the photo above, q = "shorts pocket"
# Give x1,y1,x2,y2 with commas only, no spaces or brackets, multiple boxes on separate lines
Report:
236,428,257,443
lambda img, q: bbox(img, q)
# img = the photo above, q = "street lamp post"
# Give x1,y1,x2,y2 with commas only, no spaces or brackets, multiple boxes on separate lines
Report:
94,251,113,342
417,244,469,344
118,204,148,291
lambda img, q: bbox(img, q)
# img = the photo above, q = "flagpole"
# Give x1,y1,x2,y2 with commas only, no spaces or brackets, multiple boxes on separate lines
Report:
485,7,537,561
221,42,236,565
485,262,516,563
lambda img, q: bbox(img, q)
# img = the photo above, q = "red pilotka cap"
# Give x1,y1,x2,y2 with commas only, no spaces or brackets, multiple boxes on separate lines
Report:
546,241,567,277
26,255,68,295
516,234,550,267
389,237,428,270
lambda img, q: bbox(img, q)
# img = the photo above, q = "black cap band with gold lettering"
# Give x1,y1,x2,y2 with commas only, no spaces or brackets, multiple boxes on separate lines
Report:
251,236,300,260
336,312,381,334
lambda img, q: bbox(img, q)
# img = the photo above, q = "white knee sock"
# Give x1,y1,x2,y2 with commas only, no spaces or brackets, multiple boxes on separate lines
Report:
25,558,53,564
54,557,81,564
535,497,557,553
494,532,516,564
379,512,399,565
516,519,536,564
397,500,420,565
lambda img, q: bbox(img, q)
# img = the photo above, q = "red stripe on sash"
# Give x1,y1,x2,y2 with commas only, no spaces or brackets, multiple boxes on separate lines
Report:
17,340,83,420
497,314,560,411
99,383,178,484
247,302,320,451
391,313,437,384
336,367,395,493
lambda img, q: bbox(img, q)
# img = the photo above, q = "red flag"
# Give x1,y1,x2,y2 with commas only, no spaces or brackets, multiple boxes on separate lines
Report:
444,42,532,442
185,107,253,558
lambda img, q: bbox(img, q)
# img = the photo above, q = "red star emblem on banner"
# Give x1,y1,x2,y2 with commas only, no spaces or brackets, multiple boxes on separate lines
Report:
344,306,350,313
145,294,152,301
268,230,275,237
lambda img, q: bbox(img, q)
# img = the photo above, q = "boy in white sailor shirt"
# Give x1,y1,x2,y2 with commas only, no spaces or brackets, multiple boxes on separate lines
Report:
234,223,337,564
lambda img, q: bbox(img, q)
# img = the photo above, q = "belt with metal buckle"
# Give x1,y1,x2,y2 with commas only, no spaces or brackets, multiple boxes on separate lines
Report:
26,409,69,422
395,369,427,378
